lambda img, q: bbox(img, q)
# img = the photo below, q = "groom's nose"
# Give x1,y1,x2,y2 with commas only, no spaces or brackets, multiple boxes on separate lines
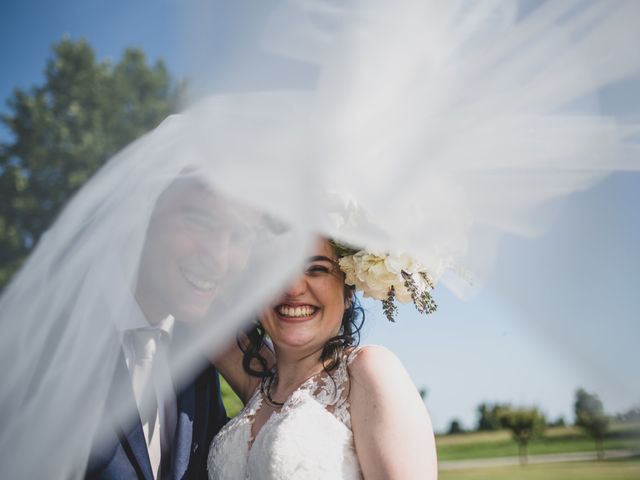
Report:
198,232,231,275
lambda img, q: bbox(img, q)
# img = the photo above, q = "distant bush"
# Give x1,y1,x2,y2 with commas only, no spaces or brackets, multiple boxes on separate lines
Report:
548,416,566,428
447,419,465,435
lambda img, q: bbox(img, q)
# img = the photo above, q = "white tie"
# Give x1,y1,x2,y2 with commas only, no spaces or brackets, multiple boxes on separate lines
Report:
128,328,173,479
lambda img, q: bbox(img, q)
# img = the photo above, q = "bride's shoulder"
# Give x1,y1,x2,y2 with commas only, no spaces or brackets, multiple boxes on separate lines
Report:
346,343,396,362
346,344,435,457
346,344,408,390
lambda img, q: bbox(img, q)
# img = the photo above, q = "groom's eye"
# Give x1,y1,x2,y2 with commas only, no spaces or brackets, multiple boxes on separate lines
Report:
181,208,221,231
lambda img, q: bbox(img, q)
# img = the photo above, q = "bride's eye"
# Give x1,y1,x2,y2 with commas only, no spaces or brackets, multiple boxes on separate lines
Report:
306,264,331,276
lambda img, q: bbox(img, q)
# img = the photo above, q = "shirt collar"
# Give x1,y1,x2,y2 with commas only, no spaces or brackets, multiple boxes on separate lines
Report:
114,294,175,338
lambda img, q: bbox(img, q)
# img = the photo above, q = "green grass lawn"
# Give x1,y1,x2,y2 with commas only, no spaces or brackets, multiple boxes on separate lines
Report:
439,457,640,480
220,376,243,417
437,423,640,461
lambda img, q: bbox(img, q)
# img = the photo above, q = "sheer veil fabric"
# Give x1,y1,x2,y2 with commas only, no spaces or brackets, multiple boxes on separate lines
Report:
1,1,639,477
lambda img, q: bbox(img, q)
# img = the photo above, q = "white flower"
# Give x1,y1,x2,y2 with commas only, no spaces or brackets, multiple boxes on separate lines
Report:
339,250,433,303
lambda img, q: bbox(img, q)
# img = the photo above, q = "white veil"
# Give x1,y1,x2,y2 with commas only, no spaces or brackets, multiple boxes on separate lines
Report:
1,1,639,477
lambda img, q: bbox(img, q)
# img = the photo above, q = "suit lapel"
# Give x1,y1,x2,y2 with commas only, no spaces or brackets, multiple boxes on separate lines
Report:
110,350,155,480
167,325,224,480
117,419,154,480
171,380,196,480
168,326,197,480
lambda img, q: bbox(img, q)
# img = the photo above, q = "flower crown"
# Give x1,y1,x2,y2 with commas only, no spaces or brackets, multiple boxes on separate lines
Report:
331,241,437,322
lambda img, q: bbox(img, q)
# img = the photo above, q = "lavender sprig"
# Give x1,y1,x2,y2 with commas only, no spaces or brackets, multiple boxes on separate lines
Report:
382,286,398,322
402,270,437,315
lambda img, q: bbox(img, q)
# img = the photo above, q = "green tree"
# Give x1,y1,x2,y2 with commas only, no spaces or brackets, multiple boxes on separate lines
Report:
500,407,546,466
476,402,510,431
0,38,184,288
574,388,609,459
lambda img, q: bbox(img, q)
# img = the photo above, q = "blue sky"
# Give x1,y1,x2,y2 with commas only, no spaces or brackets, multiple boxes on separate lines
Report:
2,1,638,432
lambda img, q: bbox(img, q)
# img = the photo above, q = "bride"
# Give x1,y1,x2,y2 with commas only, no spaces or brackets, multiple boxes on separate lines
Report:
210,236,438,479
1,3,639,478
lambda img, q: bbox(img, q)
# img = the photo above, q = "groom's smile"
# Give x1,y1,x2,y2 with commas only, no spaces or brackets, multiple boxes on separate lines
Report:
179,265,218,296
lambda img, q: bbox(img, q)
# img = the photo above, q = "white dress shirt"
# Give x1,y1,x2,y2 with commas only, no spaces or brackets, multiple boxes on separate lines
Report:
114,296,177,479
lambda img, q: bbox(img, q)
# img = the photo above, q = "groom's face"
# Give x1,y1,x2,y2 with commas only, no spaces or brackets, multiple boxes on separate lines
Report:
136,179,257,323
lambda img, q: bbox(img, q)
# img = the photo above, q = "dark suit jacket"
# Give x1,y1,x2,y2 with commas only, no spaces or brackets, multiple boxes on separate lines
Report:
84,341,227,480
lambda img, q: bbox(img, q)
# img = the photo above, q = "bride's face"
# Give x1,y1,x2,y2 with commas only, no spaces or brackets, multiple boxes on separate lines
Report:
260,238,347,354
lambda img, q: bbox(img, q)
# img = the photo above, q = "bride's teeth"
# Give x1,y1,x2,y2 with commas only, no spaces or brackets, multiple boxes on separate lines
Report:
278,305,316,317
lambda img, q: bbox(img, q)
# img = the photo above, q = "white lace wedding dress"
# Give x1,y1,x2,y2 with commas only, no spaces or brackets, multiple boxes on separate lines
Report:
208,349,363,479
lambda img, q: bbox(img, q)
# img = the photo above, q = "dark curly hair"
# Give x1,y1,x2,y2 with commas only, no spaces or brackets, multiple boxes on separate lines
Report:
238,284,365,389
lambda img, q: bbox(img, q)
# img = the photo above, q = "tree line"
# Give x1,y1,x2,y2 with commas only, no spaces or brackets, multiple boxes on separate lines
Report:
0,38,184,288
446,388,624,465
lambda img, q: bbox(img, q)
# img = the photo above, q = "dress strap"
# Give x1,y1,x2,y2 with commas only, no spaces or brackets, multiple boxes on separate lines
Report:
346,346,366,366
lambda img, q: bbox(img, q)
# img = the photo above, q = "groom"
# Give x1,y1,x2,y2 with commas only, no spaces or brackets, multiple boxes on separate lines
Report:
85,176,259,479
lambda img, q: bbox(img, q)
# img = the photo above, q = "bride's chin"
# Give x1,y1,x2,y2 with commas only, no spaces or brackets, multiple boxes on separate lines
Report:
271,334,315,351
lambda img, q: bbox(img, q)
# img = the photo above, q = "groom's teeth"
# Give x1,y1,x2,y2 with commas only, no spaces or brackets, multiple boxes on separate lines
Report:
277,305,316,317
182,269,214,292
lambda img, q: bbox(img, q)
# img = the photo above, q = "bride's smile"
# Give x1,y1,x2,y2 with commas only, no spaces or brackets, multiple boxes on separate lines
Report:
260,238,348,351
274,303,319,320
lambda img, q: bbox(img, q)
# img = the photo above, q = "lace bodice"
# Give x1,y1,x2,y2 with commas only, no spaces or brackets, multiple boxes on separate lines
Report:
208,349,363,479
